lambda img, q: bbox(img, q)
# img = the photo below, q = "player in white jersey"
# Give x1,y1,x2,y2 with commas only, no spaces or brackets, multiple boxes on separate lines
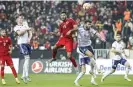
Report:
74,20,105,86
101,33,131,82
14,15,32,84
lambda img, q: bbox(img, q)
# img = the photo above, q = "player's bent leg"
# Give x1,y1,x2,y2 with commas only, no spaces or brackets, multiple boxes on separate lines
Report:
67,52,78,73
124,61,131,81
48,45,63,63
101,68,115,82
89,61,98,85
85,50,93,57
74,65,86,86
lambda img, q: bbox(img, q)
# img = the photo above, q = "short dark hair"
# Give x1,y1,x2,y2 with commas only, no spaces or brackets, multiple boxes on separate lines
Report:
60,11,67,15
0,29,6,33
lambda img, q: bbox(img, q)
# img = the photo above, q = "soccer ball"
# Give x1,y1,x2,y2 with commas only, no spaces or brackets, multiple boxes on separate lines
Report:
83,3,92,10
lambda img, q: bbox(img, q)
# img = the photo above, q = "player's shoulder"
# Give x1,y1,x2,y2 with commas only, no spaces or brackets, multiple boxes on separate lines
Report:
67,18,75,22
6,36,11,40
112,41,117,45
14,25,20,30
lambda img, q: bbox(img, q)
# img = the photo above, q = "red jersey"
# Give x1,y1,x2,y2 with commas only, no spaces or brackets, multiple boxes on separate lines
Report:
0,36,12,56
59,18,77,38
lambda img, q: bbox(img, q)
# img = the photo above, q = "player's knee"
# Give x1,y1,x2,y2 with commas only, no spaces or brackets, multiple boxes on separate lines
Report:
67,55,71,59
67,54,72,59
53,45,58,50
125,62,130,68
85,51,93,57
10,65,14,68
81,65,86,73
112,68,116,72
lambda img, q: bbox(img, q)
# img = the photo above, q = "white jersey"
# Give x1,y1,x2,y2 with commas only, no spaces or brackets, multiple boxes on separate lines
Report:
14,22,30,44
77,26,97,47
112,41,125,60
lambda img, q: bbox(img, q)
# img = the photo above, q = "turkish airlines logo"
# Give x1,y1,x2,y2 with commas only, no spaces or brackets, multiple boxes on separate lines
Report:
32,61,43,73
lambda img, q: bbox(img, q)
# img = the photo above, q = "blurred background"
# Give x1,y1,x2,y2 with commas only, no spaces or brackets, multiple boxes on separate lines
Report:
0,1,133,59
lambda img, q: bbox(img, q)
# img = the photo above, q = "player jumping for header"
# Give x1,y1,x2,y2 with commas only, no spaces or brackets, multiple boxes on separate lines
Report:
48,12,79,73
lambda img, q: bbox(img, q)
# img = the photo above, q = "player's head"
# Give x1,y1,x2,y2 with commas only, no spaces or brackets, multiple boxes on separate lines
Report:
84,20,92,29
60,12,67,21
115,33,121,42
16,14,24,25
0,29,6,37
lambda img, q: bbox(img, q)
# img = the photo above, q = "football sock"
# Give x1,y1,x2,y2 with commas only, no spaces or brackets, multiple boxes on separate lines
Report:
23,55,30,77
52,49,57,59
75,72,85,82
103,70,114,79
125,66,130,77
1,67,4,79
70,57,77,67
11,67,17,78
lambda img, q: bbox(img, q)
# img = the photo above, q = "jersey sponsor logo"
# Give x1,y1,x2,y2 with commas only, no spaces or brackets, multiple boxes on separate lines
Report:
32,61,43,73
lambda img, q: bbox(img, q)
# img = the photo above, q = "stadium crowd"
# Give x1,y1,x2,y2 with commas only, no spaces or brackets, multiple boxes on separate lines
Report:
0,1,133,50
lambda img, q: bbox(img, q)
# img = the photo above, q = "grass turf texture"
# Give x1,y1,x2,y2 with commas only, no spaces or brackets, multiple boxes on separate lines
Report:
0,74,132,87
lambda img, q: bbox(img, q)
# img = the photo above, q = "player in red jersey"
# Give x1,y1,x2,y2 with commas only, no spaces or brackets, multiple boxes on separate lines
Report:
48,12,79,73
0,29,20,85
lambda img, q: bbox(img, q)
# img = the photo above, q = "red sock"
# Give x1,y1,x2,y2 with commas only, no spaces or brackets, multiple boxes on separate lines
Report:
1,67,4,79
11,67,17,78
70,57,77,68
52,49,57,59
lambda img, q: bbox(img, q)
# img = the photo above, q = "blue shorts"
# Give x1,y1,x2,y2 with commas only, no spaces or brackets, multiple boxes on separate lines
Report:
112,58,127,69
79,46,94,55
79,57,90,66
18,44,32,55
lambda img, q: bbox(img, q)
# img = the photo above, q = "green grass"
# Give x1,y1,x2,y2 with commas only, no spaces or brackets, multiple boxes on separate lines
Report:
0,74,133,87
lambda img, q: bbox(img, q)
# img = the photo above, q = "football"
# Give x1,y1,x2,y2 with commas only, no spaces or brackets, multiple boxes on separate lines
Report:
83,3,92,10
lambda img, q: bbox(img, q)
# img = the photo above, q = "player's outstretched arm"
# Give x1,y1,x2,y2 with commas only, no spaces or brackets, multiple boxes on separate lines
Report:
48,30,60,36
66,25,78,36
95,32,106,42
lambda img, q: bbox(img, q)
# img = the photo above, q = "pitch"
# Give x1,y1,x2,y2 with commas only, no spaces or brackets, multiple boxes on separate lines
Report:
1,74,132,87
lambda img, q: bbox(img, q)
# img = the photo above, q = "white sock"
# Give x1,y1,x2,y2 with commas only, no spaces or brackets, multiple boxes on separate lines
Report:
125,67,130,77
75,72,85,82
103,70,114,79
23,55,30,78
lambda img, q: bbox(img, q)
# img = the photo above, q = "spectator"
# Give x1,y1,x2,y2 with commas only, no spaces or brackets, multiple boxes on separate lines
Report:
124,8,131,21
44,41,51,49
115,19,122,33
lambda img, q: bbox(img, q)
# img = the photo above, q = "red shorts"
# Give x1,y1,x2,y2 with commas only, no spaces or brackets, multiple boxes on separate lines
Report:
0,55,13,66
56,37,73,52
